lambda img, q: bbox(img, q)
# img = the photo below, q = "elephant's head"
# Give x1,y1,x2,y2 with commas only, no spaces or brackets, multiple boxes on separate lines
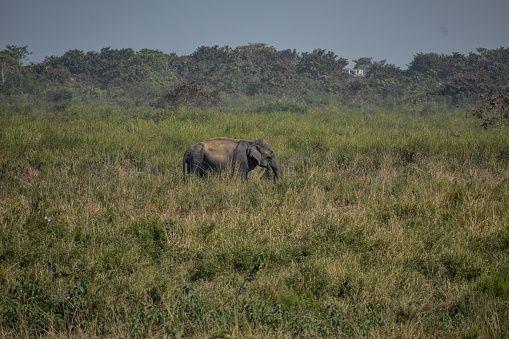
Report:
248,139,281,181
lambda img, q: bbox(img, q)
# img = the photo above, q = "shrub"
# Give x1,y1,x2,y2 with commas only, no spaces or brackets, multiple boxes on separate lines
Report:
470,94,509,128
150,82,220,110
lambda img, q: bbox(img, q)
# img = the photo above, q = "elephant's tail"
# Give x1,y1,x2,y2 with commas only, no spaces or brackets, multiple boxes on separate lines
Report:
182,149,189,177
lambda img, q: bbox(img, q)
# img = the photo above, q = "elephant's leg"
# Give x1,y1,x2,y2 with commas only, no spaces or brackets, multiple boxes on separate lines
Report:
188,144,207,177
232,159,249,181
190,159,206,176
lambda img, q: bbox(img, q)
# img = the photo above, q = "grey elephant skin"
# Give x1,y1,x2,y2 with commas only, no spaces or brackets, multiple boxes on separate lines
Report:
182,138,281,181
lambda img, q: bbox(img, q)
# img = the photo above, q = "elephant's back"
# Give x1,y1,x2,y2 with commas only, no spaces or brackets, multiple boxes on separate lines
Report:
203,138,239,150
204,137,239,143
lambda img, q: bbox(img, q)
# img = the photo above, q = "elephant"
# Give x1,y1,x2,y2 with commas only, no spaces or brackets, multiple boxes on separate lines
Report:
182,137,281,181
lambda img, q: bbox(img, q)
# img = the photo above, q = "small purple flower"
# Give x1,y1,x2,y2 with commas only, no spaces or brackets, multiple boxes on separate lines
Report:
45,216,52,222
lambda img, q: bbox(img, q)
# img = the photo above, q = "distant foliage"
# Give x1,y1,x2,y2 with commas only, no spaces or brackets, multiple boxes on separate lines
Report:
1,44,509,108
407,48,509,103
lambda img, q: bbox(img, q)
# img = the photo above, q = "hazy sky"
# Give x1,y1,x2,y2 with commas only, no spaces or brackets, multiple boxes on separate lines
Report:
1,0,508,69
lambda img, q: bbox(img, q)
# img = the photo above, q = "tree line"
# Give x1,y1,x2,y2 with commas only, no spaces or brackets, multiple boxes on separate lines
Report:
1,43,508,109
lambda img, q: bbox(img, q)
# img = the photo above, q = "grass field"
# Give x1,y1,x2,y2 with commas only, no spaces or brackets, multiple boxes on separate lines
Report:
1,103,509,338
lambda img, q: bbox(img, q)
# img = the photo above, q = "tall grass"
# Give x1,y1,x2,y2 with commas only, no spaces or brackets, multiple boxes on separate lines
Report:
1,103,508,337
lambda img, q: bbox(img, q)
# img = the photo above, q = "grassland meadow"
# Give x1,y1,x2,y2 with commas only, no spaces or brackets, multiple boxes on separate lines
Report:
1,103,508,337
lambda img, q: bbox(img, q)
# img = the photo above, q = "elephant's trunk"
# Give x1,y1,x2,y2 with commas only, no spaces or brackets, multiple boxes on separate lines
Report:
270,158,281,181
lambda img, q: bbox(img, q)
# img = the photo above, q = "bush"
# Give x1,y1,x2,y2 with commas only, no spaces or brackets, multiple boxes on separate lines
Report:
150,82,220,110
256,99,309,114
469,94,509,128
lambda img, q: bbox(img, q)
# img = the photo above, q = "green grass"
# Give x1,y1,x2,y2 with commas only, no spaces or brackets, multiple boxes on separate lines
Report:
1,103,509,337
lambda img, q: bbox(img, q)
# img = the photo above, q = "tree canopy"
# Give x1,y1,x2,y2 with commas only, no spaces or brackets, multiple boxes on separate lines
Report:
1,44,508,108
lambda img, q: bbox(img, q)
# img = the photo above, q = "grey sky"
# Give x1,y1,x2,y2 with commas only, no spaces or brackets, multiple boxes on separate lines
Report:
1,0,508,69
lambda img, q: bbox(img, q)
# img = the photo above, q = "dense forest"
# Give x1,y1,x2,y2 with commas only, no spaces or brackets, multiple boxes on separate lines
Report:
1,44,509,111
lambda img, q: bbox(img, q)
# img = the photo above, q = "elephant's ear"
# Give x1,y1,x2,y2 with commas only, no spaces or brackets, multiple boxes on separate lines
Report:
248,144,262,165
